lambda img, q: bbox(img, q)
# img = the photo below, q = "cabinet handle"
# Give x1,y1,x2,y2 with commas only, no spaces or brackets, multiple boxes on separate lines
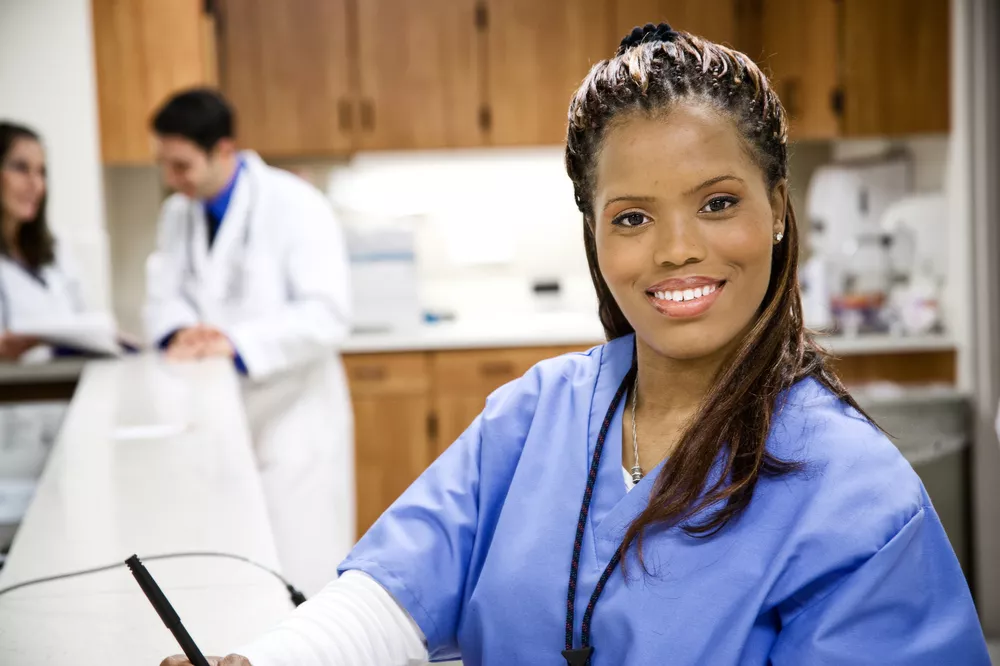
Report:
354,365,387,381
338,99,354,132
360,99,375,131
479,361,514,376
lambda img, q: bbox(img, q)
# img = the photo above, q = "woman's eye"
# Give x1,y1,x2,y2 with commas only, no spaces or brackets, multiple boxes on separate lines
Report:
612,211,650,228
700,196,739,214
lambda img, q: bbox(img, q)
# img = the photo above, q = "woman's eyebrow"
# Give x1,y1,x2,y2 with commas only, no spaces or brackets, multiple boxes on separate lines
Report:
602,195,657,211
683,174,745,196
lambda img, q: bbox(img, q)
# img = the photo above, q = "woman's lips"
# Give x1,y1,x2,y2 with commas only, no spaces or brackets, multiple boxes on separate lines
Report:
646,281,725,318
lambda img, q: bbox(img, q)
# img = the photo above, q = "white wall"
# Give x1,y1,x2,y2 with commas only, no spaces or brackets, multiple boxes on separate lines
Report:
325,147,597,321
0,0,110,311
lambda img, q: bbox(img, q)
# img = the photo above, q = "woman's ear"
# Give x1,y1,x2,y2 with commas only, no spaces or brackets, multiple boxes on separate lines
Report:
770,180,788,239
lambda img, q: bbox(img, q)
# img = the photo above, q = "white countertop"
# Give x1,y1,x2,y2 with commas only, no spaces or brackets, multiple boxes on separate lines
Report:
0,358,87,384
0,356,291,664
342,311,958,356
341,311,609,353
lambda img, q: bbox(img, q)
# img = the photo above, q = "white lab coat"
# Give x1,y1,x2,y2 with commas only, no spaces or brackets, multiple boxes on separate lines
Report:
144,151,354,596
0,247,84,542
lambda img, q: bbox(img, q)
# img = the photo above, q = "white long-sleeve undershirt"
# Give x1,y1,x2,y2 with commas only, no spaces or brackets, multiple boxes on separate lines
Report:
237,470,638,665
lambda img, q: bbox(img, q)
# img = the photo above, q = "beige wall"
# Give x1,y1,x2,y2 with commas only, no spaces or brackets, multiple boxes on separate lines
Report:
103,166,161,336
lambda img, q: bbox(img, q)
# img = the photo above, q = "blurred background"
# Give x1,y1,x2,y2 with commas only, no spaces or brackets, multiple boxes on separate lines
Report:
0,0,998,660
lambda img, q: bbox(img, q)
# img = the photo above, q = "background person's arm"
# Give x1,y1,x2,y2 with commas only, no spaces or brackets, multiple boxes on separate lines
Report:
144,197,201,347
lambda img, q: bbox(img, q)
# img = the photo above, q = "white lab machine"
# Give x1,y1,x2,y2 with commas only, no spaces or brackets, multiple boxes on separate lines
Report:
340,209,422,334
802,155,913,332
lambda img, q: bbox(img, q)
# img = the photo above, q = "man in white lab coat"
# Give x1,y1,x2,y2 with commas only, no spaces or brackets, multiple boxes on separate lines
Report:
144,88,354,596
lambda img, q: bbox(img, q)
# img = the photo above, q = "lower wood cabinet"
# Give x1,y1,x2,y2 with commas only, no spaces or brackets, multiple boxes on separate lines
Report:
344,343,956,535
343,344,588,535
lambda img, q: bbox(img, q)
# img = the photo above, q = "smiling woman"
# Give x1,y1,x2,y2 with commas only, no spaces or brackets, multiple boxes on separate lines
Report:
162,21,990,666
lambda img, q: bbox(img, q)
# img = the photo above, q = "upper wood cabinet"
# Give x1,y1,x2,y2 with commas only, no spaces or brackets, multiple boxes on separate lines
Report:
759,0,839,140
355,0,483,150
91,0,951,162
92,0,215,164
485,0,615,146
613,0,739,49
756,0,949,139
215,0,354,157
840,0,950,136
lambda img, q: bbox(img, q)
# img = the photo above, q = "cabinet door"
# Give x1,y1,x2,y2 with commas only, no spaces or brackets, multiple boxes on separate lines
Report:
841,0,949,136
485,0,615,146
613,0,739,48
355,0,483,150
344,353,433,535
430,345,593,453
216,0,353,157
759,0,839,140
92,0,214,163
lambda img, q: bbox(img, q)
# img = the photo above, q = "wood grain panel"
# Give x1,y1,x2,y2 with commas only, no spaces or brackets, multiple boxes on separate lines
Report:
841,0,950,136
216,0,353,157
355,0,483,150
352,392,433,534
760,0,840,140
613,0,739,48
92,0,212,163
831,350,956,387
430,345,592,450
486,0,615,146
343,352,434,535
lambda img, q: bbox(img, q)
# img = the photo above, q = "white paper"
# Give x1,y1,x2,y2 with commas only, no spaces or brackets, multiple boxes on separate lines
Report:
113,423,189,441
11,314,121,357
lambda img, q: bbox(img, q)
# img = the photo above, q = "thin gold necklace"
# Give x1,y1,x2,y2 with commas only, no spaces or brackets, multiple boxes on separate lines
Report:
630,373,643,483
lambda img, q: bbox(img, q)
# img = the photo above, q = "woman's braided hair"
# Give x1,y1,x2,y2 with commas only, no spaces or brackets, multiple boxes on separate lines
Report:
564,24,870,564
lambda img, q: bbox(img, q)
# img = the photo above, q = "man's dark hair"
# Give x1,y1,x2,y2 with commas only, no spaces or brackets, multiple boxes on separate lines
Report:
151,87,235,152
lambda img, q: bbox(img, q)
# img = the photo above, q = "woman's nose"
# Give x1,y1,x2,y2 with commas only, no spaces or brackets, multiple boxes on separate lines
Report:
651,215,707,267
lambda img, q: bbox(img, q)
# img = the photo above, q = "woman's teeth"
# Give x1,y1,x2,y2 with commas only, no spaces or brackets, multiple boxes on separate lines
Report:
653,283,719,302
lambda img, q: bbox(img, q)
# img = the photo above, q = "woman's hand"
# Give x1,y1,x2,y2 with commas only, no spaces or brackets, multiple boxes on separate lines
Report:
159,655,251,666
0,332,40,360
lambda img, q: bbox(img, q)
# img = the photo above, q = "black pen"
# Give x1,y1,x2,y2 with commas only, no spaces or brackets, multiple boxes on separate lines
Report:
126,554,211,666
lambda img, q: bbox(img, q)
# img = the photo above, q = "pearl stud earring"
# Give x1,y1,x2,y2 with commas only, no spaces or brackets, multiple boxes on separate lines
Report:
775,232,784,243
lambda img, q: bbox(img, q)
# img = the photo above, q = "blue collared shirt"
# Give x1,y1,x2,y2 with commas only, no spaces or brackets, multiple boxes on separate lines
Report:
203,158,245,244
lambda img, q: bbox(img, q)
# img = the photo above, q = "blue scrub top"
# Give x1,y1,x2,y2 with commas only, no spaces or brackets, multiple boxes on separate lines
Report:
340,334,989,665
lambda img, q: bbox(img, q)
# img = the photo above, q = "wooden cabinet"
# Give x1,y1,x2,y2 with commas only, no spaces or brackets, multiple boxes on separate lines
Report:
757,0,949,139
485,0,614,146
345,344,589,533
92,0,215,163
840,0,950,136
430,346,582,452
613,0,739,49
344,353,434,534
92,0,951,162
355,0,483,150
215,0,354,157
759,0,839,140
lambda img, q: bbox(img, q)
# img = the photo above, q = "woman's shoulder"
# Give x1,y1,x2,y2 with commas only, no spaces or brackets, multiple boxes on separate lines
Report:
480,342,606,417
762,376,928,551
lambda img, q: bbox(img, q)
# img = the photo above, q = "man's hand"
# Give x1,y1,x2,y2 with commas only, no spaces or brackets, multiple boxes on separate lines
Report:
0,332,40,361
159,655,251,666
165,326,234,361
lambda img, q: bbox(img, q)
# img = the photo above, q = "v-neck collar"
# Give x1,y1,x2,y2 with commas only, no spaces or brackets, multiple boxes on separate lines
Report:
585,335,668,564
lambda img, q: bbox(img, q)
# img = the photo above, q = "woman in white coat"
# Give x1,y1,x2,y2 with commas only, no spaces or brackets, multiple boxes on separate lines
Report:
143,89,354,597
0,122,89,361
0,122,94,546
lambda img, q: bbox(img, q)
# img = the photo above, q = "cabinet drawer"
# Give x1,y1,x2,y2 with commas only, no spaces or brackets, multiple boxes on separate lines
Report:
343,353,430,396
431,346,583,393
